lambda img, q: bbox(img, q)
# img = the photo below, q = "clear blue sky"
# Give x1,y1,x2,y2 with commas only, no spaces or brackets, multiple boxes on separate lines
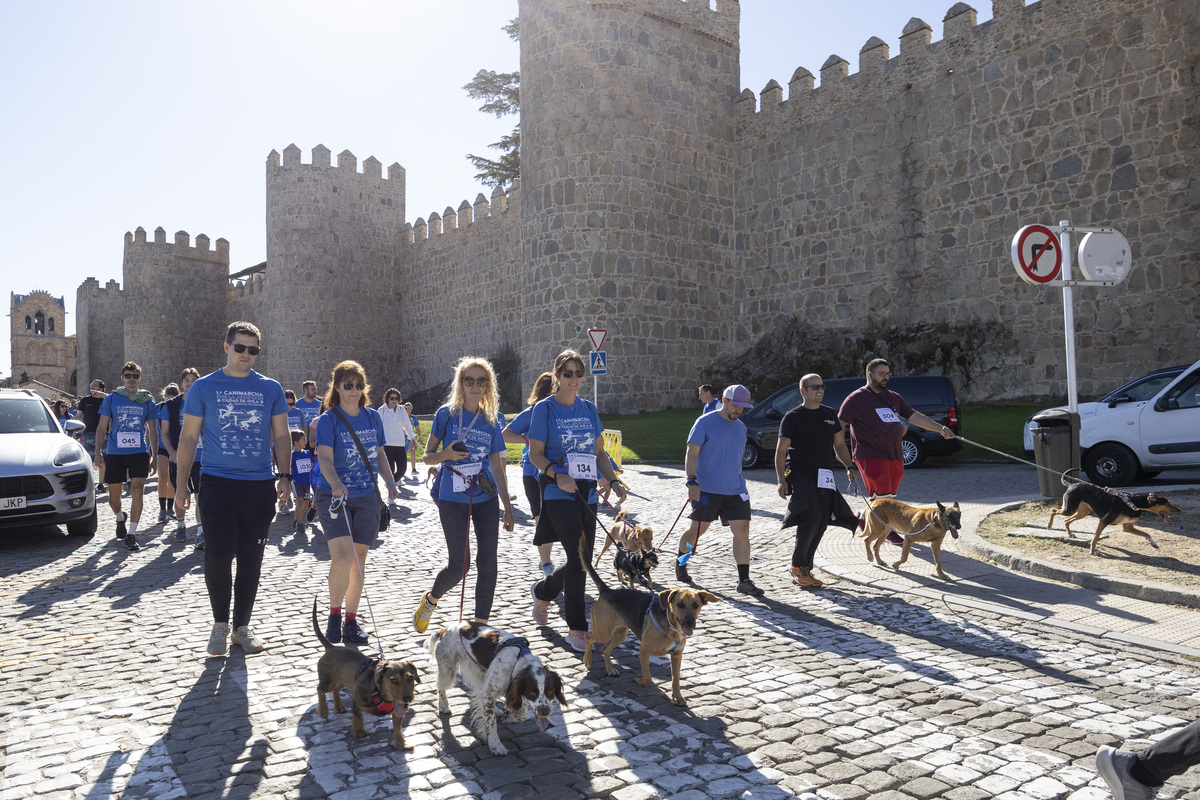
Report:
0,0,992,381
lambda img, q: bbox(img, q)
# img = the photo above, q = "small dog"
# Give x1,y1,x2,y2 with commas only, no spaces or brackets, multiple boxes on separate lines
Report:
427,621,567,756
594,509,654,565
613,544,659,590
312,600,419,749
860,498,961,580
1049,474,1180,555
581,540,718,705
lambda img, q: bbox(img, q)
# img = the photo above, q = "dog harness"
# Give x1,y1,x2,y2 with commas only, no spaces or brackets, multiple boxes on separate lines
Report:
644,595,683,654
357,659,395,716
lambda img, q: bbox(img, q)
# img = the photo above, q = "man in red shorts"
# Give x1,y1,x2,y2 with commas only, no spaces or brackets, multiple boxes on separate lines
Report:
838,359,955,501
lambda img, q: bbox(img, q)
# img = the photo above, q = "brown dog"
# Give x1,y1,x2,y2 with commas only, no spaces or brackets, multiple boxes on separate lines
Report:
1049,476,1180,555
312,600,419,749
860,498,961,580
594,509,654,566
580,540,718,705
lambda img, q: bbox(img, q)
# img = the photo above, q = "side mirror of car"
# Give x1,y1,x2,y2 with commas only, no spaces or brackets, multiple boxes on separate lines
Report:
765,408,782,421
1106,393,1132,408
1153,396,1172,412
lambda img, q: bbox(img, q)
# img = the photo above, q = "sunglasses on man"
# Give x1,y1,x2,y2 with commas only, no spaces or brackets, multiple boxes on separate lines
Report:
230,343,261,355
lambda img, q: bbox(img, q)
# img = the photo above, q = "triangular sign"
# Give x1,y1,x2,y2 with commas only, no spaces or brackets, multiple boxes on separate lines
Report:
587,328,607,351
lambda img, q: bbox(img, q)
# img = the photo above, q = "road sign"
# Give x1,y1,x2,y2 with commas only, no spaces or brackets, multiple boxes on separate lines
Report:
1011,224,1063,284
590,351,607,375
588,328,607,351
1077,230,1132,283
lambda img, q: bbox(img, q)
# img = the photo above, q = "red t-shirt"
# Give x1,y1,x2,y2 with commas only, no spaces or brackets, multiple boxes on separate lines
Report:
837,386,915,462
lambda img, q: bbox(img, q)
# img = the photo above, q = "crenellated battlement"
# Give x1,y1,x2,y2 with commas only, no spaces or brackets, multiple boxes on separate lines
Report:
78,277,122,295
266,144,405,185
230,271,265,299
736,0,1033,121
123,226,230,264
546,0,740,48
406,183,519,245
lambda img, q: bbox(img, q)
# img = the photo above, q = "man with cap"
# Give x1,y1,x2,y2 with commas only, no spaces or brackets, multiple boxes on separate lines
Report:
676,384,765,596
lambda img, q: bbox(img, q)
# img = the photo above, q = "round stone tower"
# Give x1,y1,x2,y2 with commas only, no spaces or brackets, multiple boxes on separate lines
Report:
518,0,741,412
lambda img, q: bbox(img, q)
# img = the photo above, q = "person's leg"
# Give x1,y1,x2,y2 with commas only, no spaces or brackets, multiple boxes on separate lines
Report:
803,492,836,569
129,477,147,525
430,500,471,600
341,493,378,615
471,498,500,622
394,447,408,480
229,479,274,629
107,481,123,515
1138,718,1200,783
199,478,237,624
534,500,580,602
554,501,594,633
678,519,711,555
524,475,553,569
326,535,355,612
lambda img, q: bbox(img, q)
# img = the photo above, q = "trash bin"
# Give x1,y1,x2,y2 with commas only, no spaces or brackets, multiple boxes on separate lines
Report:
1031,409,1081,499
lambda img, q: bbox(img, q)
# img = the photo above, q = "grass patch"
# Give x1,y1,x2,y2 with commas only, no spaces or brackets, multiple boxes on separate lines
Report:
947,404,1042,462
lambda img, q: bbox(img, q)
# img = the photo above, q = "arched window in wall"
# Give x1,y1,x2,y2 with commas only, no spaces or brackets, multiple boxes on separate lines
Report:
24,315,31,330
48,317,55,332
34,312,45,335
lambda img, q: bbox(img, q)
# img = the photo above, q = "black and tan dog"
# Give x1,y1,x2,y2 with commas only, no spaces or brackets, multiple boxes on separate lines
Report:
613,544,659,590
594,509,655,565
1049,474,1180,555
312,599,419,749
580,540,718,705
860,498,961,580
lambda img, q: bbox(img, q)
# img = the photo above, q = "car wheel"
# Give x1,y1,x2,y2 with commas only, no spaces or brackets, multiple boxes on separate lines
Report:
67,506,98,537
742,440,762,470
1083,443,1139,487
901,436,925,468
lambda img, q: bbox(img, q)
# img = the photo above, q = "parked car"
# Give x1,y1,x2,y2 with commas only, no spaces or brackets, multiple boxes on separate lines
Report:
1066,358,1200,487
739,375,962,469
1022,364,1189,455
0,390,96,536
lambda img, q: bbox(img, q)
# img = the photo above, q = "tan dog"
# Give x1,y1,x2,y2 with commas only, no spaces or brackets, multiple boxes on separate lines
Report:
860,498,961,580
594,509,654,565
312,600,420,749
580,540,718,705
1049,476,1181,555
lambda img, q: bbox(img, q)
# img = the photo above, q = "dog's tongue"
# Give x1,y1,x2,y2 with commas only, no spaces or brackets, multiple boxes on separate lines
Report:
536,715,551,732
682,626,694,637
1161,513,1171,525
950,528,960,540
392,703,408,719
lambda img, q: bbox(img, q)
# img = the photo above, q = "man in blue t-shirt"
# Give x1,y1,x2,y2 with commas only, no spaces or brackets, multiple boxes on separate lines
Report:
294,381,322,430
676,384,765,597
698,384,720,416
94,361,157,552
285,389,304,432
174,321,291,658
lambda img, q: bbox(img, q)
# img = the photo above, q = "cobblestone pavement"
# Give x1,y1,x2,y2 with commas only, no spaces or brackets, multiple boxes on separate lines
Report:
3,462,1199,800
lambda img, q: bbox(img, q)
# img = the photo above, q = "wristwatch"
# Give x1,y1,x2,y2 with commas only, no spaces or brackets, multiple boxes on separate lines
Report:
278,472,292,480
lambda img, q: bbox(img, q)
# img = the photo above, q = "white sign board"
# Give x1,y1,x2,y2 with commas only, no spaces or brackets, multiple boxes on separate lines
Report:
1077,231,1132,283
590,351,607,375
587,328,607,351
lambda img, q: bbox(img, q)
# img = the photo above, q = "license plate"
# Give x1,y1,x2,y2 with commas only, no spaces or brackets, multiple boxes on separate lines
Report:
1,496,27,511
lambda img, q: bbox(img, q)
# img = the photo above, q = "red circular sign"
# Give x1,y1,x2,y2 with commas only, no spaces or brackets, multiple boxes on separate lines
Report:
1011,225,1062,284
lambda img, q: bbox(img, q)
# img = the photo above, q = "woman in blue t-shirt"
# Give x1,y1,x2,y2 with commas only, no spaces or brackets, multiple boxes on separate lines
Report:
313,361,399,645
527,350,627,653
412,357,514,634
503,371,555,579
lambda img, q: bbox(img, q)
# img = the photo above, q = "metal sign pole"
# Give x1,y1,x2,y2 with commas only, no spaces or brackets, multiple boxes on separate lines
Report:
1060,219,1078,414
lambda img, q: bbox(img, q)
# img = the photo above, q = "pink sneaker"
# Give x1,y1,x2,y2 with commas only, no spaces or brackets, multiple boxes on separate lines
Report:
531,582,551,625
567,630,588,652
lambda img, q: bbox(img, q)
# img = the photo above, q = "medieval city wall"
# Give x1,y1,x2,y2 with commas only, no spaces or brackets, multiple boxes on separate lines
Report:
733,0,1200,401
121,227,231,392
75,279,126,390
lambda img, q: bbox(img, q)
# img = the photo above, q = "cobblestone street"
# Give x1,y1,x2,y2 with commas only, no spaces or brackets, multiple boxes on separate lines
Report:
3,462,1199,800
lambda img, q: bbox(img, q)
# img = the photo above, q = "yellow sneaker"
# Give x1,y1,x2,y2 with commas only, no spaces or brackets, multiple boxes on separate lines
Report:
413,591,437,634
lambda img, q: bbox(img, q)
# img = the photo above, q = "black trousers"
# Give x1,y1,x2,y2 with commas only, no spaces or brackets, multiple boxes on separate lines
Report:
197,475,275,628
532,498,597,632
790,488,837,570
1139,718,1200,784
431,497,499,621
383,445,408,480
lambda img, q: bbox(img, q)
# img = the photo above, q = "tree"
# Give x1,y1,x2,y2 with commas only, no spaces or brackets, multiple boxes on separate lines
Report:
464,19,520,190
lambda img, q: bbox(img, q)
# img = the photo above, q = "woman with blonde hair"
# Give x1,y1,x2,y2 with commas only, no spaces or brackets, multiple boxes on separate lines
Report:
313,360,399,644
413,356,514,632
503,371,556,578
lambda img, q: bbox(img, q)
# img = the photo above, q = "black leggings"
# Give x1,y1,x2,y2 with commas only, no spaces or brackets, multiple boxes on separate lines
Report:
532,498,597,631
1138,718,1200,785
383,445,408,480
431,497,499,621
197,475,275,628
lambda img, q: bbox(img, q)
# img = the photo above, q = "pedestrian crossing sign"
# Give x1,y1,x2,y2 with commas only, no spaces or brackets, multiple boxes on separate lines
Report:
590,351,607,375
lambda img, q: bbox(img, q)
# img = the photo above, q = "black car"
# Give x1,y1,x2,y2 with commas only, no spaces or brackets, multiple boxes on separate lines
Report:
740,375,963,469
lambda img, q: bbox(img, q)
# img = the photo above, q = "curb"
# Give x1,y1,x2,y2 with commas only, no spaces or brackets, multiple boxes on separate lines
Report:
957,503,1200,611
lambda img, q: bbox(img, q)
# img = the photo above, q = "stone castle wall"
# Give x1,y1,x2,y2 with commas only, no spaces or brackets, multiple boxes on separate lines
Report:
732,0,1200,400
122,227,231,391
75,279,125,390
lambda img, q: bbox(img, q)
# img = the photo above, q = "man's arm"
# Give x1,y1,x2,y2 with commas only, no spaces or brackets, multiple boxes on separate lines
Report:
834,420,856,470
774,435,790,500
173,414,202,515
907,411,955,439
94,415,111,464
684,441,701,503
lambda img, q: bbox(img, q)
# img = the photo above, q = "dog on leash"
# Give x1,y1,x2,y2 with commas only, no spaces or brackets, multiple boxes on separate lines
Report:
1049,473,1180,555
613,544,659,590
312,600,419,749
860,498,961,580
594,509,654,565
580,540,718,705
427,621,566,756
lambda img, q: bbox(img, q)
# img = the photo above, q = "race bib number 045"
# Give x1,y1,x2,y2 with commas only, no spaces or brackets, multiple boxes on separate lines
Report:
117,431,143,450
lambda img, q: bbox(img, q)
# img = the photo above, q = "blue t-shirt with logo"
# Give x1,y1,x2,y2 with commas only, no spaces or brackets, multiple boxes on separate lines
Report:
157,403,170,449
432,405,506,504
287,406,304,432
313,407,385,498
294,397,322,429
687,411,748,496
505,406,539,478
291,448,315,486
99,393,157,455
529,396,604,503
183,369,288,481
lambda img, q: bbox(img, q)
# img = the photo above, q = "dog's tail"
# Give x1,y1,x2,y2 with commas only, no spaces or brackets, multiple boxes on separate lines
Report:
312,596,334,651
1060,468,1083,487
426,627,447,660
578,536,612,596
613,508,629,525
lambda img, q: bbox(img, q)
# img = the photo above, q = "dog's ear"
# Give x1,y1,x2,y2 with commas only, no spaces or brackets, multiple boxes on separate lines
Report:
546,669,568,707
405,661,421,684
504,673,527,714
697,590,721,606
936,501,946,513
659,589,678,611
952,501,960,510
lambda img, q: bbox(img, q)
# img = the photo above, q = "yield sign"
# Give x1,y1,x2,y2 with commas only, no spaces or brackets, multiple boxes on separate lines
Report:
587,328,607,351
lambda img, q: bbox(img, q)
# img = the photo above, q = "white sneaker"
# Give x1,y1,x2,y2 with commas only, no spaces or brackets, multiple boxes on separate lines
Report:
207,622,231,656
232,625,264,653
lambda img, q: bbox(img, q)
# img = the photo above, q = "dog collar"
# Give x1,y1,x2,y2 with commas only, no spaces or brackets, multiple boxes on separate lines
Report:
358,660,395,716
645,595,682,638
495,636,532,659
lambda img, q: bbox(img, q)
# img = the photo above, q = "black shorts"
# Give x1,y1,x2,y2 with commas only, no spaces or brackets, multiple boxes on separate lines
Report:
169,461,202,494
292,482,312,499
522,474,542,518
688,492,751,525
105,453,150,483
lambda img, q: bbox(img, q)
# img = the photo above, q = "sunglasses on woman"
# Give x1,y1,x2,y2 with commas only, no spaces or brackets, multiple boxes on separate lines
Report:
230,343,261,355
341,381,365,391
386,396,399,402
462,376,489,387
560,369,585,379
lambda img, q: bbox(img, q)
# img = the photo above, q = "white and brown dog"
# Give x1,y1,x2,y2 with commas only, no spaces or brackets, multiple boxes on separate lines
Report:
427,621,567,756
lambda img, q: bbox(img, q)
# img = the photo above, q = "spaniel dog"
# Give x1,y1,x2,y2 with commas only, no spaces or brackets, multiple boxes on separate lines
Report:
427,621,567,756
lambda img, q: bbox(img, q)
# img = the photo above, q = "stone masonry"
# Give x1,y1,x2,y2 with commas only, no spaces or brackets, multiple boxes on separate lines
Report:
69,0,1199,411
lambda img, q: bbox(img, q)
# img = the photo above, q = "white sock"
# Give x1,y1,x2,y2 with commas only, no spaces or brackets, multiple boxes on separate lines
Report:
197,524,204,535
128,521,138,536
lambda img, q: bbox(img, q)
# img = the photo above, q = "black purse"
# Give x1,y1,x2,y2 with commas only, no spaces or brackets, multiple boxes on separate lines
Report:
330,407,390,532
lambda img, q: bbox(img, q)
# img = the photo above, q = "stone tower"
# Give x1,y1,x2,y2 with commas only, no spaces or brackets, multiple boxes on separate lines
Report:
263,145,407,393
10,291,76,399
518,0,742,412
75,278,124,391
122,227,230,392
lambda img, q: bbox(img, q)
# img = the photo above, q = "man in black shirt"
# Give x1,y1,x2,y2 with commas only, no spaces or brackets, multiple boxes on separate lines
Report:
774,374,858,588
74,379,107,492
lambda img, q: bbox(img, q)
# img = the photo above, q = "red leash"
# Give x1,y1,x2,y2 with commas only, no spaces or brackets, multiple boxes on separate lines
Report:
654,498,692,553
